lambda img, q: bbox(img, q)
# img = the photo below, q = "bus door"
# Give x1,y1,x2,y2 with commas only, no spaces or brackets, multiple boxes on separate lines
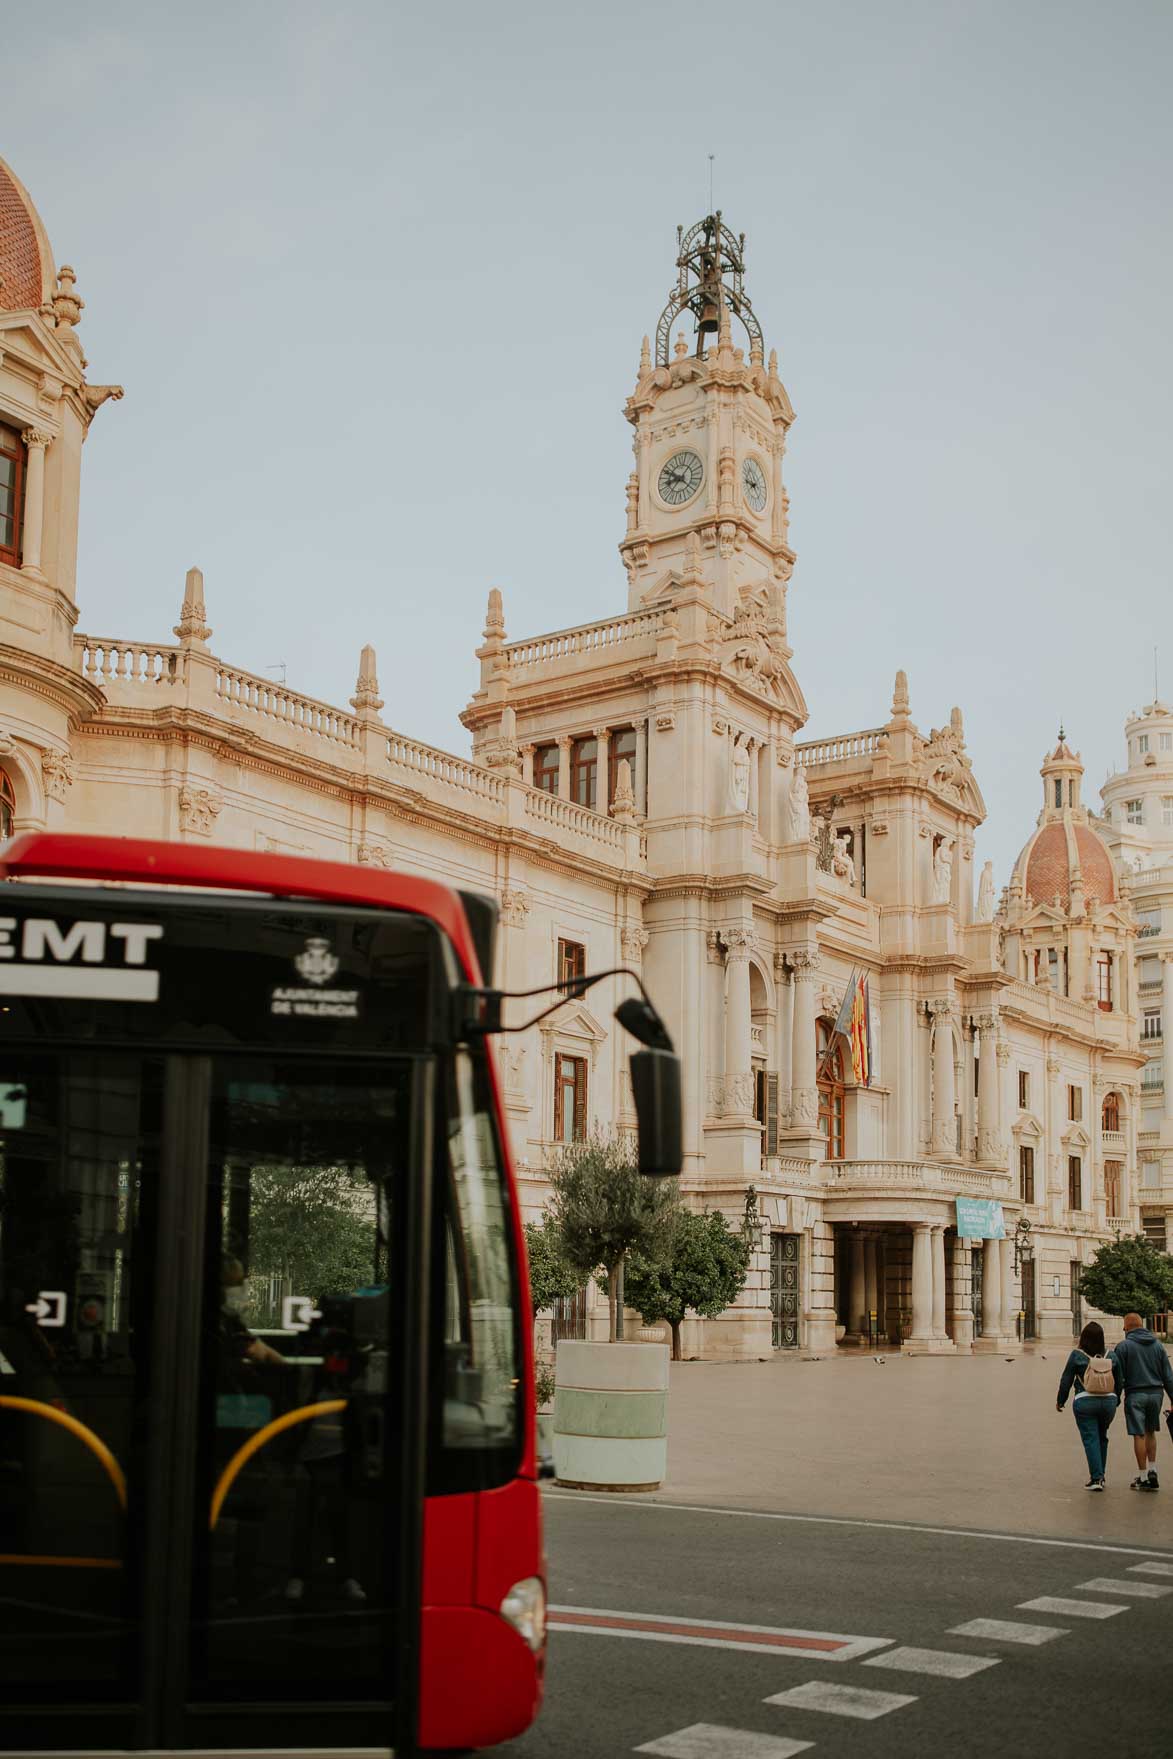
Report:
0,891,441,1754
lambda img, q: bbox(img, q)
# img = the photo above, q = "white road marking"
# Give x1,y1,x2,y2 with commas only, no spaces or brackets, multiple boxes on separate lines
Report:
863,1645,1000,1679
1017,1596,1126,1620
949,1618,1067,1645
545,1492,1173,1561
1130,1561,1173,1577
636,1726,813,1759
1074,1576,1172,1599
765,1681,916,1720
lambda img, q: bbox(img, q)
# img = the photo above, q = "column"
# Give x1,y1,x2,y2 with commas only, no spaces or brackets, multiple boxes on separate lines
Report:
864,1235,879,1338
790,948,819,1134
999,1235,1017,1340
1164,957,1173,1100
556,733,572,801
931,1226,947,1339
1046,1054,1062,1224
952,1238,975,1349
634,716,648,817
20,428,52,579
910,1225,934,1341
929,999,957,1158
520,744,535,787
976,1014,1000,1164
723,929,754,1116
848,1233,866,1339
594,727,611,813
981,1235,1002,1338
747,738,759,820
996,1040,1013,1179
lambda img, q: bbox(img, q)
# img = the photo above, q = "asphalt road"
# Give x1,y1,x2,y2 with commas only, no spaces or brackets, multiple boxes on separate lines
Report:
494,1490,1173,1759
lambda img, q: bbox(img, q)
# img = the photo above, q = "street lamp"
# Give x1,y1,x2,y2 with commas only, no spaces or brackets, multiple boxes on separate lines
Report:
1012,1215,1034,1275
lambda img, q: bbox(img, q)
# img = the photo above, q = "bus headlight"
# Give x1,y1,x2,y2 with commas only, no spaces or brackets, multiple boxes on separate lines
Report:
500,1576,546,1653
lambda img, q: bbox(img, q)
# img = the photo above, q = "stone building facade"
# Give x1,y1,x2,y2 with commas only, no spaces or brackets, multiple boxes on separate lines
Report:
1099,700,1173,1250
0,163,1144,1356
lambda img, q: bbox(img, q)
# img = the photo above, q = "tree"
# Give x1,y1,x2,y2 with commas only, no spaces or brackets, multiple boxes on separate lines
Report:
523,1216,581,1314
624,1209,752,1360
1078,1234,1173,1320
245,1164,378,1314
546,1130,680,1341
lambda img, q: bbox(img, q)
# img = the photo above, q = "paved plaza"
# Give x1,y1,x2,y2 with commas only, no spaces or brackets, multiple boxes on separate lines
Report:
626,1349,1173,1543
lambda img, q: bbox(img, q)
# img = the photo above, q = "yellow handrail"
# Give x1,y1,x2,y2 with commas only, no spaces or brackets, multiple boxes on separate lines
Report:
0,1395,127,1512
209,1399,347,1529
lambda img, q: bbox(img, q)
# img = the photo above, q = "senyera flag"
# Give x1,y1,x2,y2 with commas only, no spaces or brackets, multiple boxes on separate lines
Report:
829,967,872,1087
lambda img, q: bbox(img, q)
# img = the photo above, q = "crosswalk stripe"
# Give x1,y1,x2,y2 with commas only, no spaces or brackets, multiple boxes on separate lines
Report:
1075,1576,1172,1599
635,1726,814,1758
949,1618,1067,1645
863,1644,1000,1679
765,1681,916,1720
1129,1561,1173,1578
1017,1596,1126,1620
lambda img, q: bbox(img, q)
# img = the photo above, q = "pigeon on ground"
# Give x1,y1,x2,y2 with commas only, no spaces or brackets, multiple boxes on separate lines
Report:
873,1356,886,1365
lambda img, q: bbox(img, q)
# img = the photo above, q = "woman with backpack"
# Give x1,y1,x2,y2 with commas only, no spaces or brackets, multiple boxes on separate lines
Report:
1056,1321,1123,1490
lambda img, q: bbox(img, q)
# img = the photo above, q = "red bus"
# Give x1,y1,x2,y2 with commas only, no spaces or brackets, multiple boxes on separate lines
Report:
0,834,681,1757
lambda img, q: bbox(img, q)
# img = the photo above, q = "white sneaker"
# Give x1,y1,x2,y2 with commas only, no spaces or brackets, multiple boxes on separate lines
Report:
285,1576,305,1602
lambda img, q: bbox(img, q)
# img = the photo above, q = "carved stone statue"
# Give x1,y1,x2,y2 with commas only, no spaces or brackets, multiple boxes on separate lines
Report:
976,859,996,922
730,735,751,813
932,837,954,904
789,762,810,843
831,834,856,887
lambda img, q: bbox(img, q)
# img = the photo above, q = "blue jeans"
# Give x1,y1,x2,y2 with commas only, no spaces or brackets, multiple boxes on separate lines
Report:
1073,1395,1117,1479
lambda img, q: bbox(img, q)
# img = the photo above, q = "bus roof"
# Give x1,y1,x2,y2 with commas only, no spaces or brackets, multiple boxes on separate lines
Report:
0,833,485,982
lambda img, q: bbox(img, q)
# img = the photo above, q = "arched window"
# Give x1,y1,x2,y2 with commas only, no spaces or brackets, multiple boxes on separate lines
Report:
1102,1092,1120,1134
817,1018,845,1159
0,769,15,842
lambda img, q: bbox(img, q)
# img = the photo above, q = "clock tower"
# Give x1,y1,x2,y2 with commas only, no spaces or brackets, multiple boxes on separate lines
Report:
620,213,797,626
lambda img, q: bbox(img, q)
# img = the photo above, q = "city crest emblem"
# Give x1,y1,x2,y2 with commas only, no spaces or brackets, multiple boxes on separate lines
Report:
294,937,339,986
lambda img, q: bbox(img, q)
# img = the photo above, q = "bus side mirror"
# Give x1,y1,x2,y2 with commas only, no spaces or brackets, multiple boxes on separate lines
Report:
630,1048,682,1177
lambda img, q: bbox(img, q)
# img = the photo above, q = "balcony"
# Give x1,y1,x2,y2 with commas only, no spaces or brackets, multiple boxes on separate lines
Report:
825,1159,994,1198
1101,1130,1126,1151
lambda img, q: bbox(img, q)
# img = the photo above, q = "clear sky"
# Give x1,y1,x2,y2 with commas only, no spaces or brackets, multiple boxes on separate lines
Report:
5,0,1170,884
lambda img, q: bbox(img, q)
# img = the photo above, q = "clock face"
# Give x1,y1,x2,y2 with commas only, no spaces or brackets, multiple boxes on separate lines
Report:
742,456,768,513
658,450,704,506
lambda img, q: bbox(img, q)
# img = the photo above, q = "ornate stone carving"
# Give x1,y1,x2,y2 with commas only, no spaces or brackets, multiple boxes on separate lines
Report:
729,734,751,813
995,1040,1011,1064
976,858,996,921
706,929,725,964
721,927,754,960
722,589,790,700
871,819,890,836
791,1086,819,1127
927,996,955,1019
499,887,530,928
51,265,84,331
178,785,222,837
790,947,819,979
81,383,124,414
499,1043,527,1092
174,566,211,644
350,643,384,714
722,1072,756,1116
932,838,954,903
357,843,390,867
974,1011,999,1034
21,426,53,451
1046,1058,1061,1077
788,762,810,842
610,758,636,822
655,711,676,731
620,924,649,964
41,746,74,803
831,833,856,887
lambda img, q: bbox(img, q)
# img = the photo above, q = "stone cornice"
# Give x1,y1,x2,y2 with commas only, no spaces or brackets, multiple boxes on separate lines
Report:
0,643,105,725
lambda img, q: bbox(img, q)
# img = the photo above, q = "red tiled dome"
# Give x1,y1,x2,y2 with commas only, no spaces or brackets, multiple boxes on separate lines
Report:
1023,822,1115,908
0,157,53,313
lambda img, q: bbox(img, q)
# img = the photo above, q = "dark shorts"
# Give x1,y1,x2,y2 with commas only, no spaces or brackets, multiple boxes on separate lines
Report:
1124,1390,1163,1437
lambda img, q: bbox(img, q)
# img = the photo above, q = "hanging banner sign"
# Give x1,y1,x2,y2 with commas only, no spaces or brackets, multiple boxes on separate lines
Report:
955,1198,1006,1239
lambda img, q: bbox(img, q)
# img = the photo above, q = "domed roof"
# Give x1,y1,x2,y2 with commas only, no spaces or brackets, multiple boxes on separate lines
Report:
1019,821,1115,909
0,156,55,313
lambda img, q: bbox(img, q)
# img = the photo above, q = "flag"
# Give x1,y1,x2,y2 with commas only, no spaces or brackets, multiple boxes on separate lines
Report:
819,969,857,1078
849,973,872,1088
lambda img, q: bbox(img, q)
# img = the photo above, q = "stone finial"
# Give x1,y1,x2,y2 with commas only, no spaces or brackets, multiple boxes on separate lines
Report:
483,587,506,643
685,528,702,579
950,705,964,742
717,300,733,352
174,566,211,645
750,336,764,366
350,643,384,716
610,758,636,822
640,334,651,374
673,330,689,360
767,347,779,378
52,265,84,331
891,668,910,719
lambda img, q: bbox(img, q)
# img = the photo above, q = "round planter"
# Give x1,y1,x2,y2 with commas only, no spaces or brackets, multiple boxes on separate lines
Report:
553,1339,669,1491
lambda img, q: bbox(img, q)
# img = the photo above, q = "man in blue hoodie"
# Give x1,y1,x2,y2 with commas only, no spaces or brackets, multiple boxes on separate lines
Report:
1114,1312,1173,1491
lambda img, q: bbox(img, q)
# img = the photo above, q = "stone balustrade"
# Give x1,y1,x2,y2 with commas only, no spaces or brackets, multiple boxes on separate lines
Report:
384,734,506,805
503,607,665,670
1101,1130,1126,1151
1002,978,1133,1039
215,665,360,746
76,636,186,686
794,728,885,768
826,1158,994,1195
522,784,629,852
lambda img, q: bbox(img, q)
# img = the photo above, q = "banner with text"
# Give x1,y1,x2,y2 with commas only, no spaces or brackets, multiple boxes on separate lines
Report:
955,1198,1006,1240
